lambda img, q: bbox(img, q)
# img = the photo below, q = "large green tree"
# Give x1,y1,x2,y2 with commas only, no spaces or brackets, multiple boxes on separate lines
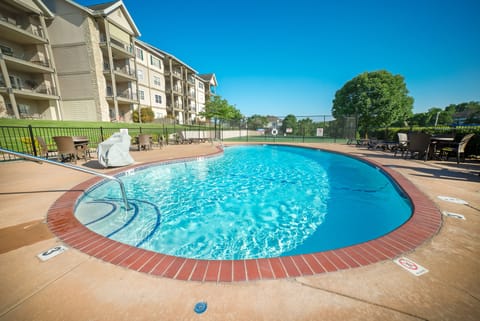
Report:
332,70,414,137
200,95,241,138
201,95,241,121
281,114,297,134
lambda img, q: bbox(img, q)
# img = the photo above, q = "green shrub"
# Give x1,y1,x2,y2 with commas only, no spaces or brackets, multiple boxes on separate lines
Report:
132,107,155,123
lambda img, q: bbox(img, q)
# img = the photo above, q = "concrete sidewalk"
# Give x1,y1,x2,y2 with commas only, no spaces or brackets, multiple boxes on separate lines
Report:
0,143,479,321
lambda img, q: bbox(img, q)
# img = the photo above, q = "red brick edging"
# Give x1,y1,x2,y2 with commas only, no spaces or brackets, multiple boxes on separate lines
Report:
47,146,442,282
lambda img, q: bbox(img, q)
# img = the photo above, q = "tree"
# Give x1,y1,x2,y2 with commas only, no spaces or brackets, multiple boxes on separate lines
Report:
298,118,315,136
332,70,414,137
247,114,268,130
281,114,297,134
200,95,241,137
133,107,154,123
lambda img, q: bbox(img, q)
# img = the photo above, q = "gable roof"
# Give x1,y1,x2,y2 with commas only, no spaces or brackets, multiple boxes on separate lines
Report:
198,73,217,86
141,41,197,73
55,0,140,36
88,0,140,37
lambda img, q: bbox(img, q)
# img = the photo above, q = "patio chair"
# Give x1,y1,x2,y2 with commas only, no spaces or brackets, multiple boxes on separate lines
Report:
72,136,91,160
176,131,192,144
158,135,166,149
53,136,86,164
36,136,56,159
138,134,152,151
440,133,475,164
405,132,431,161
393,133,409,157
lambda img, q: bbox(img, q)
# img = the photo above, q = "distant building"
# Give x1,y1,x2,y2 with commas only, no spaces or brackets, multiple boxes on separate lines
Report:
0,0,217,124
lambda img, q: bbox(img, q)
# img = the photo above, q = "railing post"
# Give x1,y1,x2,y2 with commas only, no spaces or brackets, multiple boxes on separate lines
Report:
28,125,38,156
100,126,104,142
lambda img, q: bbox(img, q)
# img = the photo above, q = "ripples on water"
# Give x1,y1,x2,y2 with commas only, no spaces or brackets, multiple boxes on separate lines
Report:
76,145,411,259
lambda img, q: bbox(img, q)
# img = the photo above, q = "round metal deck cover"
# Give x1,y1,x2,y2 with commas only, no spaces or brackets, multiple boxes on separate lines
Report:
194,301,207,314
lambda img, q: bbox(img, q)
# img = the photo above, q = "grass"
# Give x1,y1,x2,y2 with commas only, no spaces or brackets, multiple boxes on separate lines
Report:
0,118,174,129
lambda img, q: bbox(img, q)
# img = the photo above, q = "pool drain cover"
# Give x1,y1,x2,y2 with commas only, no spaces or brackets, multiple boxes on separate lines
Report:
194,302,207,314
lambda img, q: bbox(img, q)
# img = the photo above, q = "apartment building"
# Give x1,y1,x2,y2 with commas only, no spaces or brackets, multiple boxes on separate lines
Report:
0,0,217,124
134,40,167,120
0,0,62,120
134,40,218,124
42,0,140,122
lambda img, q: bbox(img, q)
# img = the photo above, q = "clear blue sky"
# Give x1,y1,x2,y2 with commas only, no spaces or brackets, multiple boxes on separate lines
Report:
78,0,480,117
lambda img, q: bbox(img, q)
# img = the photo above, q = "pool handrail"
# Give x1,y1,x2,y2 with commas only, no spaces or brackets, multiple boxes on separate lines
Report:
0,147,131,211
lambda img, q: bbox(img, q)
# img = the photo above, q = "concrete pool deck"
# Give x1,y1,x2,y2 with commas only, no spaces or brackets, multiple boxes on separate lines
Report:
0,143,479,320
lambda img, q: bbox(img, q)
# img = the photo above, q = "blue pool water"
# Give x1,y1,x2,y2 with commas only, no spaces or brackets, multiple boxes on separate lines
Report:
75,145,412,260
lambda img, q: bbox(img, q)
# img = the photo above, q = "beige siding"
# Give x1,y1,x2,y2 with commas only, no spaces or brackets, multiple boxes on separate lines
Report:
108,22,130,43
15,0,42,13
48,14,87,44
57,74,95,99
52,45,90,73
61,100,97,121
109,8,134,35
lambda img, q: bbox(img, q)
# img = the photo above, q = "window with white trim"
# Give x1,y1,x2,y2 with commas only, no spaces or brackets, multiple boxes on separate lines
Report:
150,56,162,69
139,90,145,100
154,94,162,104
153,76,161,86
136,48,143,60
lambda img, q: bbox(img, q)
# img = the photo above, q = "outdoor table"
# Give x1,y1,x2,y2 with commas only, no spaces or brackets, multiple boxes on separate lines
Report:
429,136,454,160
72,136,90,160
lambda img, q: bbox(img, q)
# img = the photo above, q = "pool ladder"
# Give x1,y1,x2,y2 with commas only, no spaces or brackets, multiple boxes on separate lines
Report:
0,147,131,211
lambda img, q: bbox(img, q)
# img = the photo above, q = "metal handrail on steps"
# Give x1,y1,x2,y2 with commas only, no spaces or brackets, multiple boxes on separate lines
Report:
0,147,131,210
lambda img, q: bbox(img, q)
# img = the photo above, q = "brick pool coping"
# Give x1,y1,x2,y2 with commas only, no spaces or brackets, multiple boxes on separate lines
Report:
46,146,442,282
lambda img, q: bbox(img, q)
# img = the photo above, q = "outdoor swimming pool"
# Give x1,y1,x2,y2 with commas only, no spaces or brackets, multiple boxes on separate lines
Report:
75,145,412,260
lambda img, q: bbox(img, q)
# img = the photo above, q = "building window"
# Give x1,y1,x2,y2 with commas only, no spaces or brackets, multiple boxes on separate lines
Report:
198,82,204,89
150,56,162,69
153,76,161,86
136,48,143,60
137,69,144,81
139,90,145,100
154,94,162,104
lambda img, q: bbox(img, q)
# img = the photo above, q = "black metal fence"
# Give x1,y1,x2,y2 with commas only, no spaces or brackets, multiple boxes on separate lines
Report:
0,116,352,161
0,124,216,161
1,118,479,162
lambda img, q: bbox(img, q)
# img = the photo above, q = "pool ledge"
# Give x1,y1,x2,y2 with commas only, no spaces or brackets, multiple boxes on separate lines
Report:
47,148,442,282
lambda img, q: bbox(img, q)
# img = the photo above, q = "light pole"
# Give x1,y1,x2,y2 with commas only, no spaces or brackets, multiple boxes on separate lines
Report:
434,111,441,127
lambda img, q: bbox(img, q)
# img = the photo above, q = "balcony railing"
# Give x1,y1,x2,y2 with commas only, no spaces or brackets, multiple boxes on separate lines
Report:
0,15,46,40
165,69,182,79
1,45,51,68
103,63,135,77
99,34,134,57
12,84,57,96
117,91,138,101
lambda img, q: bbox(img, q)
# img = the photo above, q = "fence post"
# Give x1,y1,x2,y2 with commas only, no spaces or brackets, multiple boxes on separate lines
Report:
100,127,104,142
28,125,38,156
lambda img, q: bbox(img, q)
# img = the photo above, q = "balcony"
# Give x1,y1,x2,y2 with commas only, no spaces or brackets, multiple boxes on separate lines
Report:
100,34,134,59
1,49,53,73
164,69,183,79
0,16,47,45
105,88,138,104
0,79,58,100
103,63,136,82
